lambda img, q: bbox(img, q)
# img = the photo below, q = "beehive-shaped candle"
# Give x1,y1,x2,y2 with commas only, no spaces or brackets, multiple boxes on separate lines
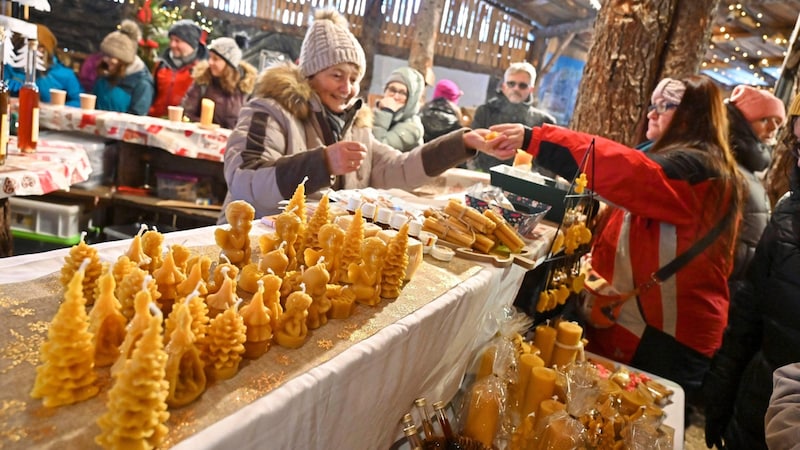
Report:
339,209,364,284
203,300,247,381
349,237,386,306
215,200,255,268
306,223,344,284
327,284,356,320
258,241,289,278
275,287,312,349
302,260,331,329
125,224,152,269
142,229,164,273
116,267,161,321
153,246,187,313
240,280,272,359
60,233,104,306
206,266,238,318
111,285,155,378
31,260,99,407
164,299,206,407
96,305,169,450
380,223,409,300
88,272,127,368
304,193,330,251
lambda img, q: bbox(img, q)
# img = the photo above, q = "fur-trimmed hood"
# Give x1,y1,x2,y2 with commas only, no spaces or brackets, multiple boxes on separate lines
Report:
252,62,372,128
191,59,258,94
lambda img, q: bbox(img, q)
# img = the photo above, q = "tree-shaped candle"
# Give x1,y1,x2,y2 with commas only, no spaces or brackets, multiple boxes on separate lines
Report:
305,223,345,283
177,262,209,299
349,237,386,306
240,279,272,359
141,228,164,273
111,280,156,378
31,259,99,407
275,285,313,349
215,200,255,268
206,266,238,318
111,255,137,300
339,209,365,284
164,295,207,408
304,192,330,251
286,177,308,225
116,267,161,321
302,259,331,329
96,303,169,450
153,246,187,313
125,224,152,269
59,232,104,306
380,223,409,300
203,299,247,381
88,272,127,368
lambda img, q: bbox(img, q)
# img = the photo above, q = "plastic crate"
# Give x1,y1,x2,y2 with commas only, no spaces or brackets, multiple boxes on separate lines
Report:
9,197,82,245
156,172,199,202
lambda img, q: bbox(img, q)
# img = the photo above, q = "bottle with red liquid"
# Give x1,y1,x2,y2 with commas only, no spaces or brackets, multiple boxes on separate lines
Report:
0,26,10,165
18,39,39,153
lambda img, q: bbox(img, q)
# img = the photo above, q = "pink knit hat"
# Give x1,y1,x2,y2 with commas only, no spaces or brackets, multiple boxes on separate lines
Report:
730,85,786,125
433,79,463,103
651,78,686,105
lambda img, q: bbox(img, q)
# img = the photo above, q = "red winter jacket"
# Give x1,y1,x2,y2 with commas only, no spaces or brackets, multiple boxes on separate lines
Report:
527,124,735,362
148,49,207,118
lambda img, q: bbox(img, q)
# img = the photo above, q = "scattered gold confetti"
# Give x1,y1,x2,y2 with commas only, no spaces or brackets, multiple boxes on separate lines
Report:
0,297,24,309
11,307,34,317
275,354,292,366
28,321,50,334
317,339,333,350
1,329,44,373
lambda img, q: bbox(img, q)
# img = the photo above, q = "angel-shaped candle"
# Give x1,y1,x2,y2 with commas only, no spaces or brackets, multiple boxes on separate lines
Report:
275,286,313,349
305,223,344,284
88,272,127,368
348,237,386,306
164,296,206,407
215,200,255,268
302,259,331,329
240,279,272,359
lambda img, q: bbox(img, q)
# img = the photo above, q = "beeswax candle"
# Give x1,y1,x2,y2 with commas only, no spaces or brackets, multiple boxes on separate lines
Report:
522,366,556,418
200,98,215,126
534,324,557,367
551,321,583,368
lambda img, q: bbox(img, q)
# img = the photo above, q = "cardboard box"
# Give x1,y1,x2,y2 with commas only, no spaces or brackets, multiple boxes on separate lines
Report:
489,165,568,222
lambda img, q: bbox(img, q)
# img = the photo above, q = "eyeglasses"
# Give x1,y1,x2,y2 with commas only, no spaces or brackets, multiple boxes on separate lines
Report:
647,103,678,115
385,86,408,99
505,81,530,90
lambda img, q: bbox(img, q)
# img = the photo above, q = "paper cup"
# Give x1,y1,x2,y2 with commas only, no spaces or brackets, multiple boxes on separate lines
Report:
49,88,66,106
168,105,184,122
79,93,96,110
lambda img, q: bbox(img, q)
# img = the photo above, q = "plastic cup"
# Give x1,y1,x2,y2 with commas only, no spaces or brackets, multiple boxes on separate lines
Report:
79,93,96,110
49,88,66,106
168,105,184,122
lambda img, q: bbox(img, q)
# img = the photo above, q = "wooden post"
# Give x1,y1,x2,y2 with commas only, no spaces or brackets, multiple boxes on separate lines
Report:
359,0,383,97
408,0,445,87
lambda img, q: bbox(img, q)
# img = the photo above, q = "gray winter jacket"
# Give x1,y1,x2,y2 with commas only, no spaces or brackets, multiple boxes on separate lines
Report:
371,67,425,152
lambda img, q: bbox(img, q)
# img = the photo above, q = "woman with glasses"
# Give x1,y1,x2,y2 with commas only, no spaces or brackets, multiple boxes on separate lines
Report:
371,67,425,152
704,94,800,450
636,78,683,152
488,75,745,417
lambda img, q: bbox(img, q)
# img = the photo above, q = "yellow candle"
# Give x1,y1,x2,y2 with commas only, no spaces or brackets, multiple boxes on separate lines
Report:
516,353,544,412
476,346,496,380
513,149,533,169
535,398,566,429
240,280,272,359
534,324,557,367
200,98,215,126
522,366,556,418
550,321,583,368
462,382,502,448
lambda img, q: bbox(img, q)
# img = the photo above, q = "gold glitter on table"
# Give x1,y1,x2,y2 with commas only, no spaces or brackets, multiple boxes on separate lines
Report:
0,246,482,449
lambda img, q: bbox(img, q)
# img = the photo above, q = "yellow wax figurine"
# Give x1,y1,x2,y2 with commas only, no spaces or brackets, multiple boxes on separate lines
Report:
206,266,238,318
141,229,164,273
302,259,331,329
203,299,247,381
349,237,387,306
327,284,357,319
339,209,365,284
88,272,127,368
380,222,409,300
164,298,207,407
96,304,169,450
275,287,313,349
60,232,104,306
116,267,161,321
111,255,137,299
238,262,265,294
279,210,303,271
215,200,255,268
279,269,303,305
153,246,187,313
177,262,209,299
125,224,152,268
207,260,239,295
240,279,272,359
305,223,345,283
258,241,290,278
186,254,213,284
261,272,283,323
550,321,583,368
304,192,330,251
112,284,156,378
32,259,99,407
171,243,192,273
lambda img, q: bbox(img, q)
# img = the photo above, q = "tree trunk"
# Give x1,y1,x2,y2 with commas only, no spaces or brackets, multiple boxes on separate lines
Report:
570,0,722,148
408,0,445,89
360,0,384,98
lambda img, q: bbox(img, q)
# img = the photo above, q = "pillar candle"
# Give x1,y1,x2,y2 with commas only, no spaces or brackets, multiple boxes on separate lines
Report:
534,324,557,367
516,353,545,413
476,346,496,380
535,398,566,429
551,321,583,368
462,380,502,448
522,366,556,419
200,98,215,126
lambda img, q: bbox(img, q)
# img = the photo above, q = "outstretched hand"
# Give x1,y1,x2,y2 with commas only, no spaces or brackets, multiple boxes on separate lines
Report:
489,123,527,152
464,128,517,161
325,141,367,175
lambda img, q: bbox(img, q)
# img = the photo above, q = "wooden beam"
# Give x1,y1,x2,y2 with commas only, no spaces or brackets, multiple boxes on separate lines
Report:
536,17,596,39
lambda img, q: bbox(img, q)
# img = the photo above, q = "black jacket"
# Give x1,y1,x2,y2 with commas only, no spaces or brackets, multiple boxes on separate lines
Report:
419,97,462,142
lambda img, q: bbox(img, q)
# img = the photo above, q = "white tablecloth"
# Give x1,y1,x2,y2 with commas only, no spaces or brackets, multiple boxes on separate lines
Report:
0,136,91,199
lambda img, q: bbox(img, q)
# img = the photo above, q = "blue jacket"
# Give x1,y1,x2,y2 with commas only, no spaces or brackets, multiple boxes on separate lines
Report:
93,57,154,116
4,57,82,107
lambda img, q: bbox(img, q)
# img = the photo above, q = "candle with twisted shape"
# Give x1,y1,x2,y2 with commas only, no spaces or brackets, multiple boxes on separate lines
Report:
164,293,206,407
88,272,127,367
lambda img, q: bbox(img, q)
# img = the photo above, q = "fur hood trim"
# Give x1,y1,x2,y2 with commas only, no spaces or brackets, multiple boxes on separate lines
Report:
191,59,259,94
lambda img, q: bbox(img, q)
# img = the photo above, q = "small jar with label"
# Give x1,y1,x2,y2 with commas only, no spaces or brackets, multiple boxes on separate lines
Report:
361,202,377,222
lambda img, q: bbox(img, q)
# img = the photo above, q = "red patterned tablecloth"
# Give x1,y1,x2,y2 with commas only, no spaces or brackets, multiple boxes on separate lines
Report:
33,103,230,162
0,136,92,198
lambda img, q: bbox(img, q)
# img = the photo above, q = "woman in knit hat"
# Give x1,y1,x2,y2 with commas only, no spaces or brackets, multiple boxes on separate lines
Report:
148,19,208,118
181,35,257,129
93,20,154,115
4,24,82,107
635,77,685,152
371,66,425,152
220,8,510,221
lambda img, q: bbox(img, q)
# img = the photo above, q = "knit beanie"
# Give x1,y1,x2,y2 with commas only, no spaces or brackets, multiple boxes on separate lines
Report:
298,9,366,81
36,24,56,55
730,85,786,125
651,78,686,106
433,79,463,103
384,72,406,89
100,20,141,65
208,37,242,69
168,19,202,50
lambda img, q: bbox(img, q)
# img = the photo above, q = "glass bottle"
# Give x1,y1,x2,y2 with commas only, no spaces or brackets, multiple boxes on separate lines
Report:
0,26,9,165
414,397,436,440
433,400,463,449
404,424,425,450
18,39,39,153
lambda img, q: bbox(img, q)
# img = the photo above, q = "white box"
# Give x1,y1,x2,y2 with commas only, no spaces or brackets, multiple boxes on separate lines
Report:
9,197,82,241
